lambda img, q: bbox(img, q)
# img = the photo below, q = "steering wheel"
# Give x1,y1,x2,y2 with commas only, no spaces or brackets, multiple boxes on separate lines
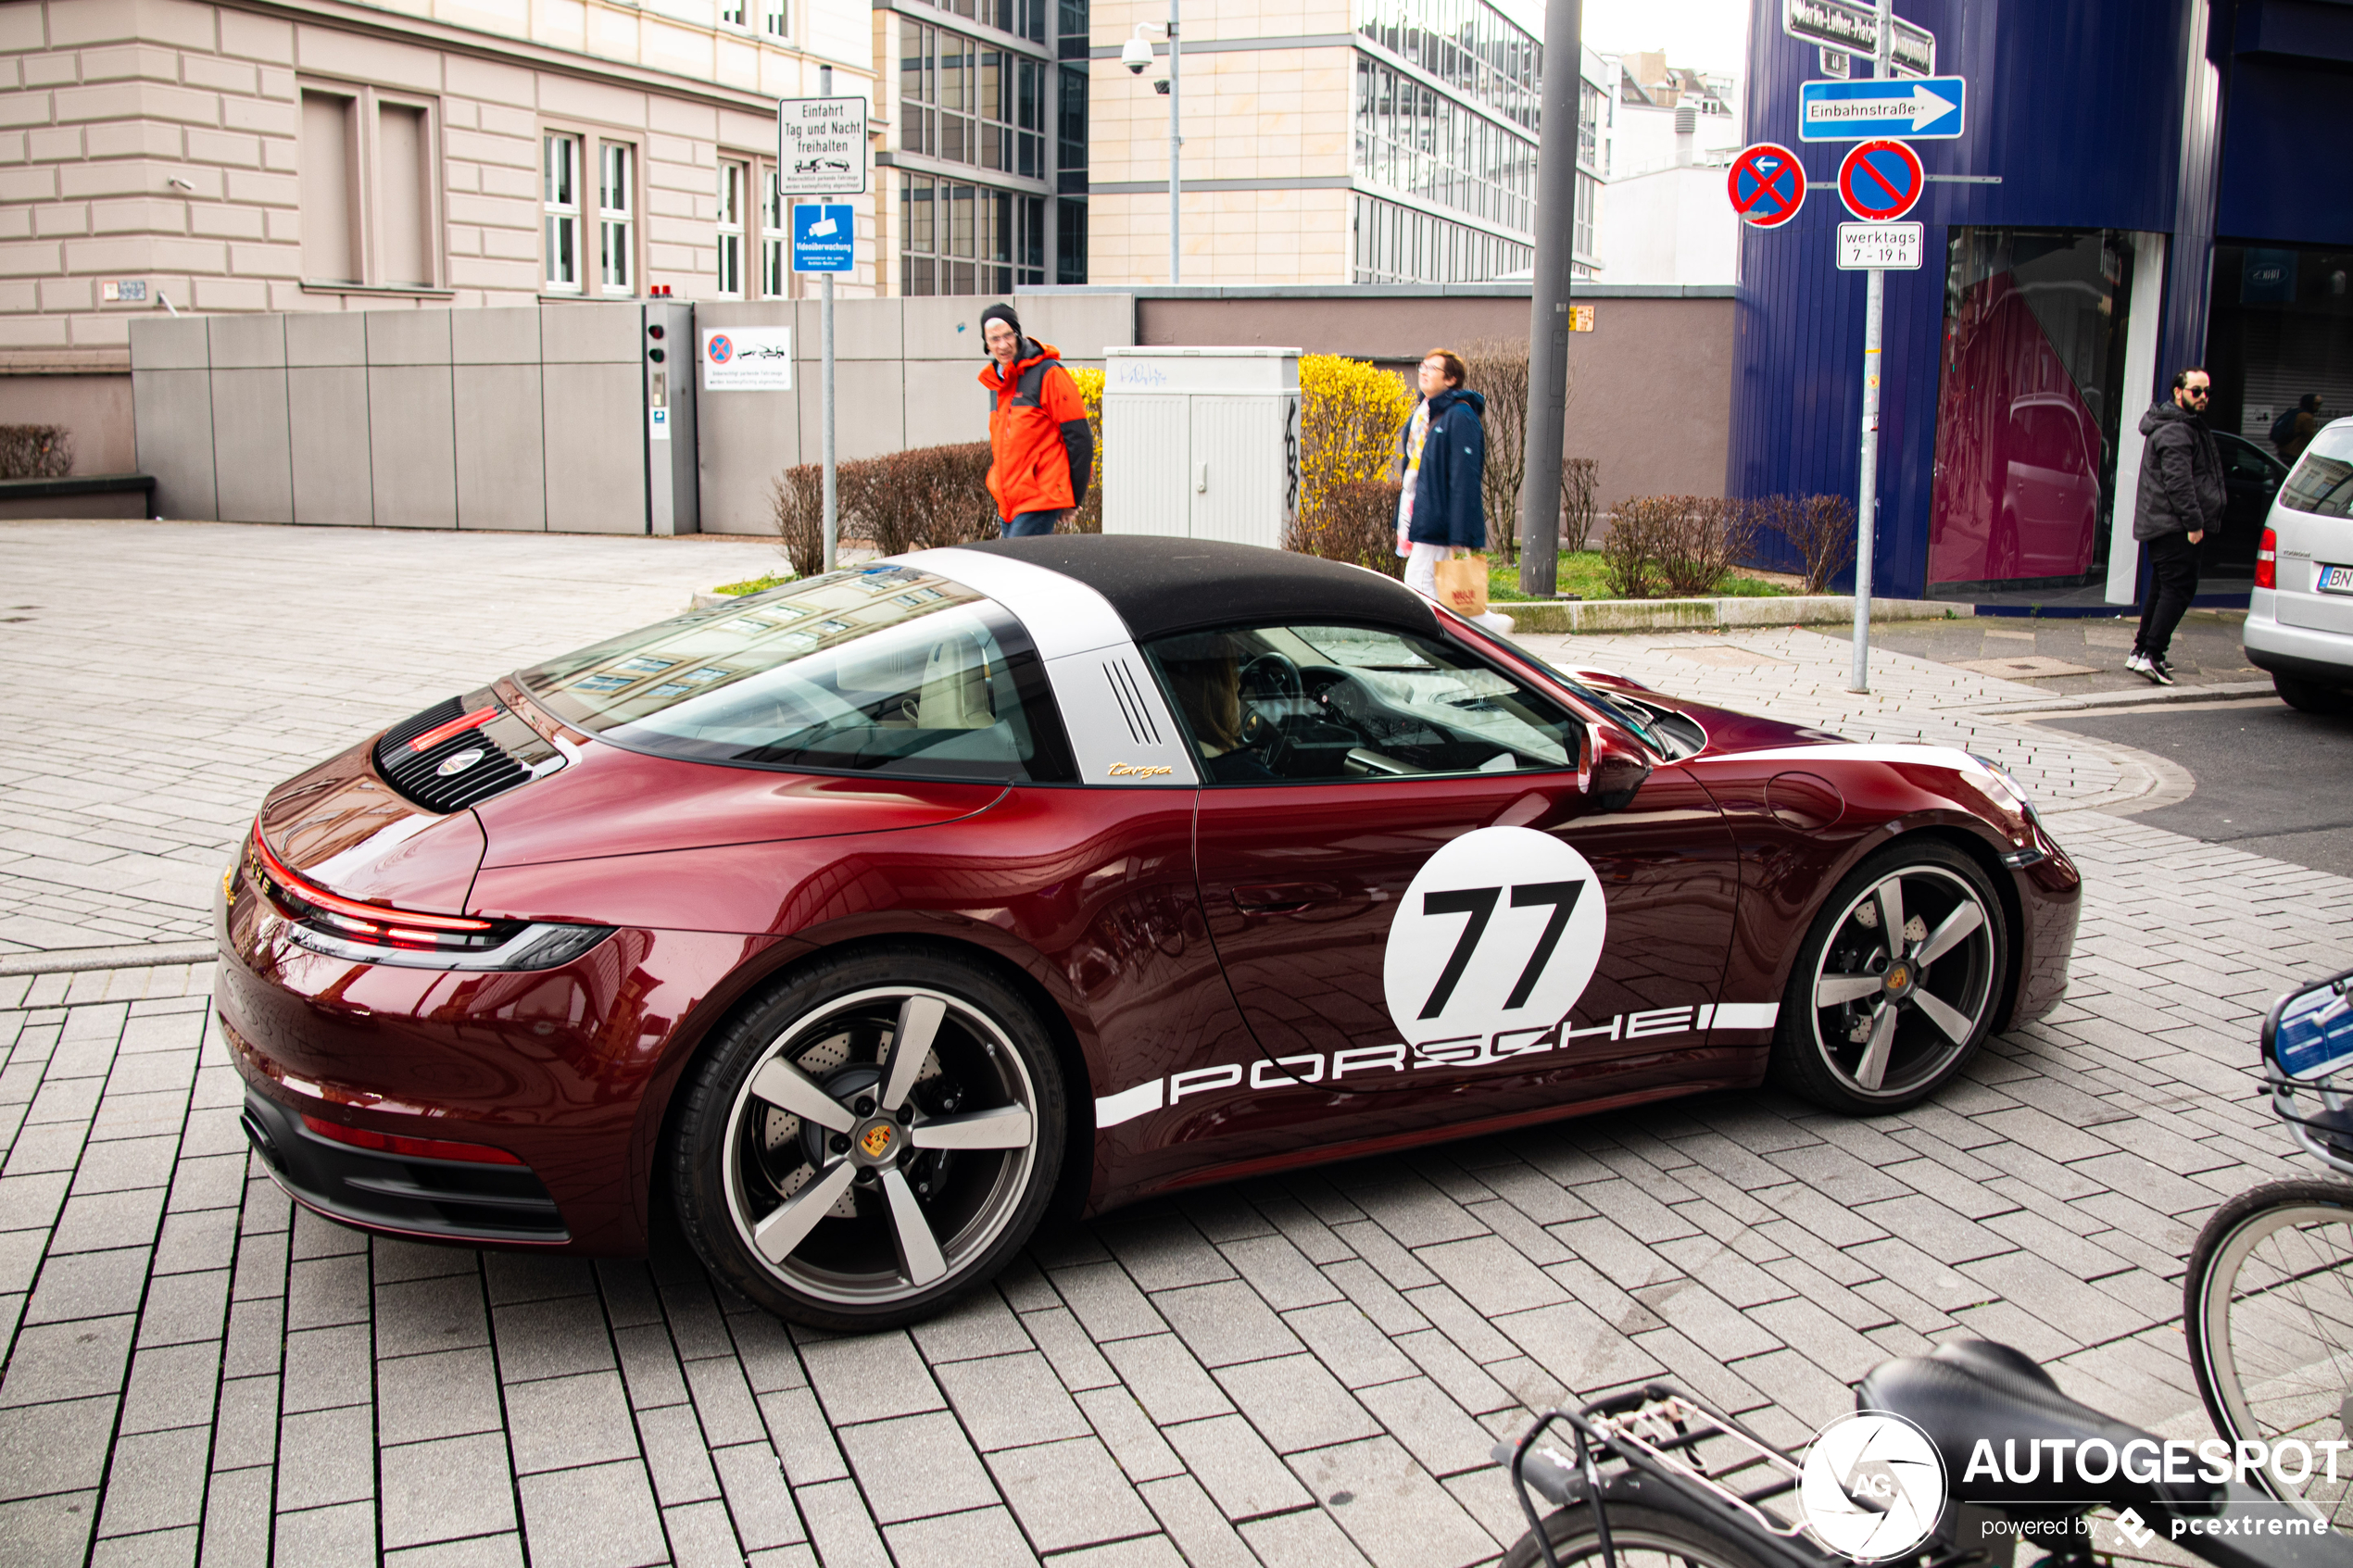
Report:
1239,652,1304,703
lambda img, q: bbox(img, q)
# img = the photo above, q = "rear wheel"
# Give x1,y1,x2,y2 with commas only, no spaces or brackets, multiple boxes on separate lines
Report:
2273,673,2353,716
2184,1179,2353,1526
1769,841,2007,1114
670,947,1064,1331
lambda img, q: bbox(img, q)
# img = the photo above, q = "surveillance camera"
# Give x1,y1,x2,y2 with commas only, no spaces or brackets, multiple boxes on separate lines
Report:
1120,35,1153,74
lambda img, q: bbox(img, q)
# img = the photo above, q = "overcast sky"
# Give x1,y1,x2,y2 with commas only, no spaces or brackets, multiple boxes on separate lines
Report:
1578,0,1752,78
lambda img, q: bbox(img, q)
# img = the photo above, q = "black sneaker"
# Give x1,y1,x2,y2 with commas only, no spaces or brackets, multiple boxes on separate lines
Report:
2125,651,2174,686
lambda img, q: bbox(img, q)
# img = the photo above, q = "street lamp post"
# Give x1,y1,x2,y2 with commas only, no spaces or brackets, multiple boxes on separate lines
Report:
1121,8,1183,284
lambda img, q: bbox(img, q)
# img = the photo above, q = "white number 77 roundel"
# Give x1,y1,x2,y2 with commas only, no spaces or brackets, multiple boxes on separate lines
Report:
1382,826,1608,1047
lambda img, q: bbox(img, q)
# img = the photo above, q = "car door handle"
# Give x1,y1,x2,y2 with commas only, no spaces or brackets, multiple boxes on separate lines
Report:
1230,883,1336,914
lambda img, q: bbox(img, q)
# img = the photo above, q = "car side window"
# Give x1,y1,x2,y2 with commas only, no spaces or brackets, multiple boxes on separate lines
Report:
1143,623,1583,784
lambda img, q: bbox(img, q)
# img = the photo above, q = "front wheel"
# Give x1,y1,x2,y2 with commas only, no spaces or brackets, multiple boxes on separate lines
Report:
2184,1180,2353,1526
670,947,1065,1332
1504,1500,1780,1568
1769,841,2008,1114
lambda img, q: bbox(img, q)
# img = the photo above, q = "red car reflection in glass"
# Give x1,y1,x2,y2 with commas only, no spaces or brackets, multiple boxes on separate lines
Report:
217,538,2081,1329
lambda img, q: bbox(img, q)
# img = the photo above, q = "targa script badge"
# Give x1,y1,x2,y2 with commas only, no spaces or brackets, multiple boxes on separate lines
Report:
1107,763,1173,778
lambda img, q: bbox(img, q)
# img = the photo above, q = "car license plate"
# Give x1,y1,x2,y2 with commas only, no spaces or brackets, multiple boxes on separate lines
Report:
2322,564,2353,595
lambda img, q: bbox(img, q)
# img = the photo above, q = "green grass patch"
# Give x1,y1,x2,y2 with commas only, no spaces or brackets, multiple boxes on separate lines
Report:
712,572,796,596
1486,552,1798,603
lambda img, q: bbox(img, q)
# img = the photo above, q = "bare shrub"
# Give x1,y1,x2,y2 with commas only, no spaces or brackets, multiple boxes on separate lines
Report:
1766,493,1856,593
1652,495,1758,597
771,465,825,576
1599,495,1667,599
1461,337,1529,563
838,441,998,556
0,425,71,480
1559,458,1599,552
1287,478,1404,580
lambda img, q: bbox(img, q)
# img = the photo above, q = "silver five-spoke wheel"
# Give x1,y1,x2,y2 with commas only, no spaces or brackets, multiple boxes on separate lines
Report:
1774,844,2007,1113
675,951,1063,1330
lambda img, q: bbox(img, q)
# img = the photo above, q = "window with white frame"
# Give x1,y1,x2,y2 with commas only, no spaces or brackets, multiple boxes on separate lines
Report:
598,143,634,295
761,168,788,297
720,0,745,23
762,0,786,36
716,159,747,296
545,132,583,291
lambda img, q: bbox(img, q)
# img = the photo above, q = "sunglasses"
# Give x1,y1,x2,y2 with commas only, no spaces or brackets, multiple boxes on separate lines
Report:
2185,386,2211,397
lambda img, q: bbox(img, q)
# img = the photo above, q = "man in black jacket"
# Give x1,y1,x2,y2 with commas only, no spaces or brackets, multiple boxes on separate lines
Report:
2129,368,2226,686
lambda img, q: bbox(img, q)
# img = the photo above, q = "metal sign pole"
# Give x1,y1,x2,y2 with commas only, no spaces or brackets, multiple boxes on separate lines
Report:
1848,0,1894,694
823,270,837,572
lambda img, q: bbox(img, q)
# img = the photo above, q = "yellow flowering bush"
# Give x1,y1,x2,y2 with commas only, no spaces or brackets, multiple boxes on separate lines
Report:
1288,354,1415,570
1066,365,1105,533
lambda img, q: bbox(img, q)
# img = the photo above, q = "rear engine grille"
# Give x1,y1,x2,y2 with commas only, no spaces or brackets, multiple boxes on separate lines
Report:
373,689,552,812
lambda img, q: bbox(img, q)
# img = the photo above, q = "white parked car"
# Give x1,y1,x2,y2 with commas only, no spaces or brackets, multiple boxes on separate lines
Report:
2247,417,2353,714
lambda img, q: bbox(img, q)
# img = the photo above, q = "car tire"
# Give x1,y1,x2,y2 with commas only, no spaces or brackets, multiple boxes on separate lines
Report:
669,945,1065,1332
2272,672,2353,716
1768,840,2008,1115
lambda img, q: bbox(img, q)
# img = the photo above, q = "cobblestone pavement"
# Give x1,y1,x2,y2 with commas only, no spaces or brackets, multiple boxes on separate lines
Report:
6,522,2353,1568
0,521,784,958
1866,608,2262,698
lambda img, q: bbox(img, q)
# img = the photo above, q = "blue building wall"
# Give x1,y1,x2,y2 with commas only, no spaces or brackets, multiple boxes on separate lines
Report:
1729,0,2205,596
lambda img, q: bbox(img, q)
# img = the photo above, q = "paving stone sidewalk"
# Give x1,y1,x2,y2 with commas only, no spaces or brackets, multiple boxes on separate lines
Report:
6,521,2352,1568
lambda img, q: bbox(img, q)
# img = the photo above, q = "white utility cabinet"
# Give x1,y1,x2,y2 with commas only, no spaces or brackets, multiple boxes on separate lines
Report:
1101,346,1301,547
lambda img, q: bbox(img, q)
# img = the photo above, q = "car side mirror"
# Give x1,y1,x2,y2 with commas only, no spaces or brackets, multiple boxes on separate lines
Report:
1585,726,1653,812
2268,971,2353,1081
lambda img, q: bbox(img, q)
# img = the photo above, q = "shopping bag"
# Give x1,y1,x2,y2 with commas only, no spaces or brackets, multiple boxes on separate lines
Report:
1433,552,1489,617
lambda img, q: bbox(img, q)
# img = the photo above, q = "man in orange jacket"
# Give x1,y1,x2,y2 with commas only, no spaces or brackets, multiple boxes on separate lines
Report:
979,303,1093,536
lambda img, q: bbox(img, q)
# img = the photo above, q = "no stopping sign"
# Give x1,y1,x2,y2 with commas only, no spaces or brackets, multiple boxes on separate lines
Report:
1728,143,1806,229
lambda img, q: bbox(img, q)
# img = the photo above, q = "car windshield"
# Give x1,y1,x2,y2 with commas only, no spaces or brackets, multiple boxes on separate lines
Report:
521,566,1076,784
2282,423,2353,518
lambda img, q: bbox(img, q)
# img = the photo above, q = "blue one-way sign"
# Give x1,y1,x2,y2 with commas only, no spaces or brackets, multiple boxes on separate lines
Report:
1799,76,1965,142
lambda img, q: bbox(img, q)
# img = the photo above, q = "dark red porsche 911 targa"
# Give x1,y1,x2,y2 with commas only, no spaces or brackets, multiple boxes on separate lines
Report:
217,536,2080,1327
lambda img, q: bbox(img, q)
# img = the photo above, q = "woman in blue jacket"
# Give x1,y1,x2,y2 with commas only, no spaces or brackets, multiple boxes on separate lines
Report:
1395,347,1487,601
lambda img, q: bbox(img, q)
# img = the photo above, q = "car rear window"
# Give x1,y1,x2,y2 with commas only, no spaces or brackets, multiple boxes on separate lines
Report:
2282,424,2353,518
521,565,1076,784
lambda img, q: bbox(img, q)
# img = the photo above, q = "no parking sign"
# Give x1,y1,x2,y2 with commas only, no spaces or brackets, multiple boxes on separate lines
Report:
1836,139,1924,223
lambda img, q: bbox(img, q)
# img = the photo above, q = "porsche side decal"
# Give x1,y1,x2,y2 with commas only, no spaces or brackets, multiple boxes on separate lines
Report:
1091,1001,1781,1129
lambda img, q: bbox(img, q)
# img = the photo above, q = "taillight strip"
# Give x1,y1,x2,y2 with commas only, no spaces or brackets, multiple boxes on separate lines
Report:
301,1113,523,1165
251,822,494,934
407,706,499,753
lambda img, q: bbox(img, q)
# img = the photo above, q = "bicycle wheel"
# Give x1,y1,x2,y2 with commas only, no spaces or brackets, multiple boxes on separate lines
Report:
2185,1179,2353,1525
1504,1500,1781,1568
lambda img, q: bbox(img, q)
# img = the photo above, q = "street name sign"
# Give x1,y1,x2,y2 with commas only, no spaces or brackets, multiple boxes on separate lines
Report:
1837,138,1924,221
777,96,868,194
792,204,855,273
1799,77,1964,141
1837,222,1923,270
1782,0,1934,77
1728,142,1807,228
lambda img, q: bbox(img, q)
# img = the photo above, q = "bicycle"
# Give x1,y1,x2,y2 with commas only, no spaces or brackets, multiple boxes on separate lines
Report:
1498,1336,2353,1568
2186,965,2353,1530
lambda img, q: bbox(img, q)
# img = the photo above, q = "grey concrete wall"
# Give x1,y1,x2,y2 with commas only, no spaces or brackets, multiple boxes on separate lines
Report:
1127,290,1736,513
692,293,1136,535
0,373,136,477
131,302,652,533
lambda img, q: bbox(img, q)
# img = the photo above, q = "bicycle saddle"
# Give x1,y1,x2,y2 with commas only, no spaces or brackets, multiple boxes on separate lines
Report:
1856,1340,2223,1518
